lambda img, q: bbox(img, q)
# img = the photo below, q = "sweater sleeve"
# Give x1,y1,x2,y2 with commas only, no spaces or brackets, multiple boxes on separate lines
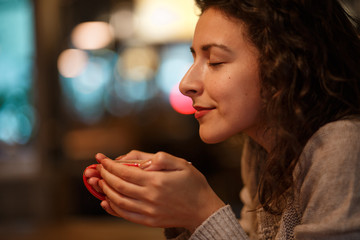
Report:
165,205,250,240
294,119,360,240
189,205,250,240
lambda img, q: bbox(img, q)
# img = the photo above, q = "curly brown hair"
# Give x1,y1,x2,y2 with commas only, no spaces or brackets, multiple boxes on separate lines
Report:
195,0,360,214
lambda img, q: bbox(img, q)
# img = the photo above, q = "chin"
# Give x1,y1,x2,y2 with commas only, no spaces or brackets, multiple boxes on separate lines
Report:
199,132,229,144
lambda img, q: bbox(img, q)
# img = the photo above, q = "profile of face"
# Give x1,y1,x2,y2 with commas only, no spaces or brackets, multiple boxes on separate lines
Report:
180,8,263,144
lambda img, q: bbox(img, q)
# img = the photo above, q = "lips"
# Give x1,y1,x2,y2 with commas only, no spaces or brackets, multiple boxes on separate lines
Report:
193,106,215,119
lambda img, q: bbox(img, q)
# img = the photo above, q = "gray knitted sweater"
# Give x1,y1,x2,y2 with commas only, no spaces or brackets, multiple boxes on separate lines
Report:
165,118,360,239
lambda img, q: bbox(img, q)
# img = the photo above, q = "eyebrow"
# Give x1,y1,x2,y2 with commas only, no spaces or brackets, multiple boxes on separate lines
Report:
190,43,233,54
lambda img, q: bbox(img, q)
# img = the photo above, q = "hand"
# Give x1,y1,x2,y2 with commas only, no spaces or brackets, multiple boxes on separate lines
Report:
83,152,150,199
83,164,103,194
96,150,225,232
83,152,138,196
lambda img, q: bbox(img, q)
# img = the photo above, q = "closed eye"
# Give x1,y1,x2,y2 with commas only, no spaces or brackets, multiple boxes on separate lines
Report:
208,62,224,67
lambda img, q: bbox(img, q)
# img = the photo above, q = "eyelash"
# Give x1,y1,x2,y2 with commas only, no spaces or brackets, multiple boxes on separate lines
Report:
208,62,224,67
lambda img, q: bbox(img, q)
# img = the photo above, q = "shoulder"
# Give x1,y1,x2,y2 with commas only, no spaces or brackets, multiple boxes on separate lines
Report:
301,117,360,165
294,117,360,198
294,117,360,200
306,117,360,151
292,118,360,238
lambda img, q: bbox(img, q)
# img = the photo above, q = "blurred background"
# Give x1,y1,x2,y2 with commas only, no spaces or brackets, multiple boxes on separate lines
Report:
0,0,244,239
0,0,359,239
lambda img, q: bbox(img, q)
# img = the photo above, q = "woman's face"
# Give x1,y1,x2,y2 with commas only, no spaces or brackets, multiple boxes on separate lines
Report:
180,8,263,144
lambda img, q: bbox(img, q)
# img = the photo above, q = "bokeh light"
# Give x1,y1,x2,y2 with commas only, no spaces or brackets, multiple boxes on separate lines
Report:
113,67,157,104
0,103,34,145
134,0,199,43
57,49,88,78
169,83,195,115
110,8,135,40
60,49,117,123
59,2,199,122
71,21,114,50
121,46,159,82
0,0,35,145
156,44,193,95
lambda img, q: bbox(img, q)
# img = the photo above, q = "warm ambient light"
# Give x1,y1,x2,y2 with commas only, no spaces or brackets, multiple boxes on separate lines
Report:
134,0,199,43
71,21,114,50
57,49,88,78
110,9,135,40
120,46,159,82
169,83,195,115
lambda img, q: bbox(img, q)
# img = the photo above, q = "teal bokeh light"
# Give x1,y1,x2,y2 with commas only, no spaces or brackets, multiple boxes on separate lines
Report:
0,0,36,145
156,43,193,96
60,49,117,123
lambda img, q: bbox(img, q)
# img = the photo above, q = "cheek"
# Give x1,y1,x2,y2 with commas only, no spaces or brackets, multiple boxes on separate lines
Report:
225,76,262,122
205,75,232,100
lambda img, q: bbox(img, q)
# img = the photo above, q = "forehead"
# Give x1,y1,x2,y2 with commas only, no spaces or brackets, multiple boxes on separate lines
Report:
193,8,249,47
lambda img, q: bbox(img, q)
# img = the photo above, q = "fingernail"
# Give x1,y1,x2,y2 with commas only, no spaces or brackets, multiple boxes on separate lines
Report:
139,160,152,169
95,153,107,163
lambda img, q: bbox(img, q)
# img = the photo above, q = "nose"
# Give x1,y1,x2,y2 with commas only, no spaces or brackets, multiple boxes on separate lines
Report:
179,63,203,98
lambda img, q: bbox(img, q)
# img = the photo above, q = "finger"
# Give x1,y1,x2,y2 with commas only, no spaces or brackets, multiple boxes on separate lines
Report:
116,150,154,161
98,151,150,167
143,151,191,171
84,168,101,179
100,158,150,186
100,200,120,217
98,166,146,199
95,153,111,163
87,177,103,193
106,200,157,227
99,179,147,214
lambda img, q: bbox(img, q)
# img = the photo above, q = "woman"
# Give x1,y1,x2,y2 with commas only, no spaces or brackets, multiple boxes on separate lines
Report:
84,0,360,239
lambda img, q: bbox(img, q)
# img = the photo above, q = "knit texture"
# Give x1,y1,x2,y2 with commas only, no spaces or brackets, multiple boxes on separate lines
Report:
190,205,249,240
165,118,360,239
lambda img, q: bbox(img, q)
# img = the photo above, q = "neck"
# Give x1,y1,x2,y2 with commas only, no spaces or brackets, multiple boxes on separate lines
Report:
245,127,274,153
